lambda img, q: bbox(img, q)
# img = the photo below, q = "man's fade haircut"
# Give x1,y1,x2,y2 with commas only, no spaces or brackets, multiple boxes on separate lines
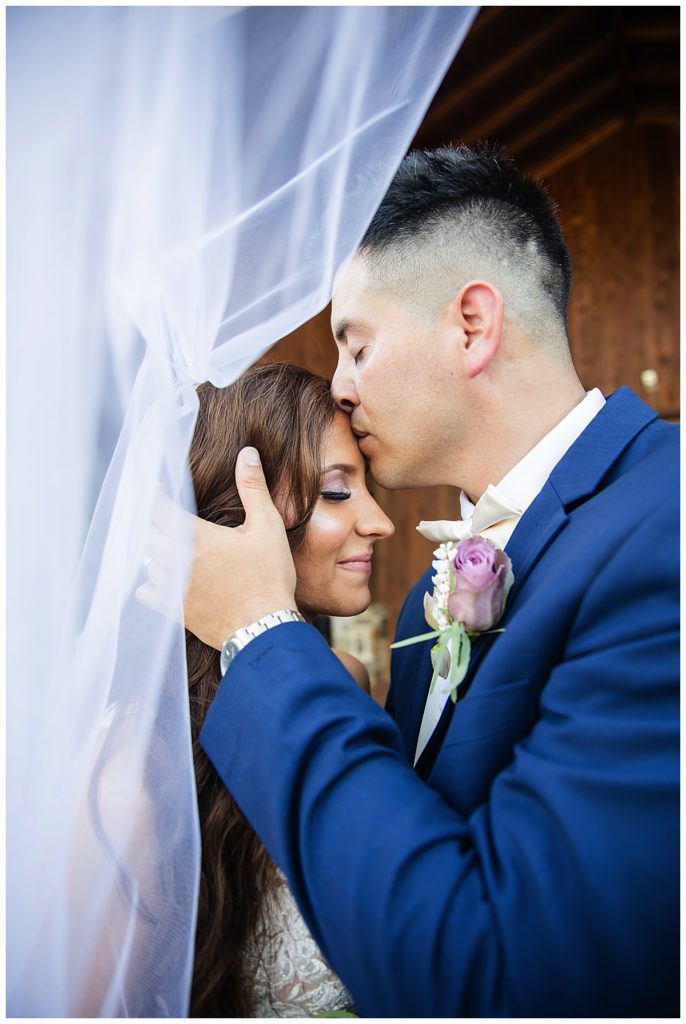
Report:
358,143,572,346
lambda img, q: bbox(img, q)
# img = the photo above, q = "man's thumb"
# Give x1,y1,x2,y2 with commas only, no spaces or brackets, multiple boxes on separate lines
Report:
235,447,276,525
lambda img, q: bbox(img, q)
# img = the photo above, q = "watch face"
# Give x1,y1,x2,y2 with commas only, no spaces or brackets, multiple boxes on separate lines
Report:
220,639,241,676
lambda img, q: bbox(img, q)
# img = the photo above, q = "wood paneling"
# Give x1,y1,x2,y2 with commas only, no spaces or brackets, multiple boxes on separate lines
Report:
262,306,337,379
547,123,680,418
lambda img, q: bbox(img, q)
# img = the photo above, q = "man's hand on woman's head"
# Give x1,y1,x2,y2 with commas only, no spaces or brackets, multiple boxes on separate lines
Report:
185,447,297,648
138,447,297,650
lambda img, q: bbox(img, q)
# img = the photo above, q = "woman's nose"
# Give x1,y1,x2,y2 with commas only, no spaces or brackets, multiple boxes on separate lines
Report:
357,496,394,540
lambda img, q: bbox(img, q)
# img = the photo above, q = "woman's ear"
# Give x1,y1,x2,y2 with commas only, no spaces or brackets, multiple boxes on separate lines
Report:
449,280,504,378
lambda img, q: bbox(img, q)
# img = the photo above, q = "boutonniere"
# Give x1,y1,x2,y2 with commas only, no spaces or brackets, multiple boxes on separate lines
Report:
391,536,514,703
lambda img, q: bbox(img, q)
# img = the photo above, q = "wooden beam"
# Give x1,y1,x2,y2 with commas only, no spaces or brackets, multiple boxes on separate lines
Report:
626,23,680,42
421,7,584,134
500,77,620,157
457,4,505,41
450,38,611,147
634,106,680,127
631,64,681,89
526,116,625,178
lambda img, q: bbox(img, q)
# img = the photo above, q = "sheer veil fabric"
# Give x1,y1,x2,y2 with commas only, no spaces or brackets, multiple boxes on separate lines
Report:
7,7,476,1015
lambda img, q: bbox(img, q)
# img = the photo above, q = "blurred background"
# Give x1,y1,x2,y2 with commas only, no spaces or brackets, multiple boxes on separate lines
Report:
263,6,680,702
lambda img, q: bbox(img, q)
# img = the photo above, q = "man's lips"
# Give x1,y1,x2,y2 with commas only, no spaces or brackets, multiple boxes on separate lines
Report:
338,553,373,573
352,428,372,453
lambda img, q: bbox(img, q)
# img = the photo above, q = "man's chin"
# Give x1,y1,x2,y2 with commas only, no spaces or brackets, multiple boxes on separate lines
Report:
368,457,421,491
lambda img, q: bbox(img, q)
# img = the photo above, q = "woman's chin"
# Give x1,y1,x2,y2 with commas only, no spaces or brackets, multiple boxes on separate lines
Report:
321,591,372,618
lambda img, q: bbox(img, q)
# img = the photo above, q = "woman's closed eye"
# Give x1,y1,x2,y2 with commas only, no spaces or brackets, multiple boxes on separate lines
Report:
321,490,351,501
320,464,356,501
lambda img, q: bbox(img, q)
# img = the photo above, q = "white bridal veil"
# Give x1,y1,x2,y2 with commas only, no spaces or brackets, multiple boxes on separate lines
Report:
7,6,476,1015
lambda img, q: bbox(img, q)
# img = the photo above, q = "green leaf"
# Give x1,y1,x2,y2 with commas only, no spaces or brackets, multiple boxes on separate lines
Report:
390,629,441,649
315,1013,359,1018
448,626,471,702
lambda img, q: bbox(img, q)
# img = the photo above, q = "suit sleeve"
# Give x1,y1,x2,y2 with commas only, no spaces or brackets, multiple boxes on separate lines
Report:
200,497,679,1017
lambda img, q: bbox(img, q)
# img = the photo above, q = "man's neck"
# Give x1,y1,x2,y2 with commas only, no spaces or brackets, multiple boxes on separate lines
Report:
457,374,587,501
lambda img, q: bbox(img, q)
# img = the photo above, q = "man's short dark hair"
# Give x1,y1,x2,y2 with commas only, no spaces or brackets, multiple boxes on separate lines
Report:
359,143,572,327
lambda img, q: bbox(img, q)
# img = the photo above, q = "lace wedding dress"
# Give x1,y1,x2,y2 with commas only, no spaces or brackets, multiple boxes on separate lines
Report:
243,869,354,1017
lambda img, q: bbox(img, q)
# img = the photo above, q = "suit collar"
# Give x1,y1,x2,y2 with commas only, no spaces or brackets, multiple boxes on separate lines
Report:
547,386,658,507
489,387,606,516
506,387,656,598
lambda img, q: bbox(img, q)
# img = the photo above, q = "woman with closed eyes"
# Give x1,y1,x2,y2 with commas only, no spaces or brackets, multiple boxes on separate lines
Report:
186,361,393,1016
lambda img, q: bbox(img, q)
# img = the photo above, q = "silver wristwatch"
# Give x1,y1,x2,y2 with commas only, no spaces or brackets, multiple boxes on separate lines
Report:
219,609,306,676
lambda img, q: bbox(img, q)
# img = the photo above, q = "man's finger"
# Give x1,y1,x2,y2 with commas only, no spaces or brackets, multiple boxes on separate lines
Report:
234,447,281,528
135,581,184,623
150,483,194,538
145,521,170,565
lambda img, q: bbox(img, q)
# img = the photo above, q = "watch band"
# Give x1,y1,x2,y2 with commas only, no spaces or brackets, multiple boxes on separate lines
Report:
219,609,306,676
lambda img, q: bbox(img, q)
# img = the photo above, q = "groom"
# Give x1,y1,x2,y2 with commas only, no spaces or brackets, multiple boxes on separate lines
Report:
184,146,679,1015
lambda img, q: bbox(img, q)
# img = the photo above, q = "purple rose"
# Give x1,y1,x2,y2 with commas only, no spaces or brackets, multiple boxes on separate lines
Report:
447,536,513,632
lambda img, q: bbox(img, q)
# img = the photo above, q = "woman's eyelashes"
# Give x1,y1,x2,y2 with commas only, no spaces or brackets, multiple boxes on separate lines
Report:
321,490,351,502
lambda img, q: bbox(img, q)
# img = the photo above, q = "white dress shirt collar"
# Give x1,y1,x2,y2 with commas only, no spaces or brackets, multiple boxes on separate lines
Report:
460,388,606,522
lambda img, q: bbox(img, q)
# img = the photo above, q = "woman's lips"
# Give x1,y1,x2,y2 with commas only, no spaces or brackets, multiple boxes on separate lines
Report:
338,554,373,573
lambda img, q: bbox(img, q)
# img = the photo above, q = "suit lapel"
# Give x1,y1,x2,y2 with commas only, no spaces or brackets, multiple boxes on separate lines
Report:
498,387,657,605
548,386,657,506
414,387,659,779
504,484,568,605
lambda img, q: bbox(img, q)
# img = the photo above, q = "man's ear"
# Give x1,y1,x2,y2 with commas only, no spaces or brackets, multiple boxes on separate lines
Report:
450,280,504,378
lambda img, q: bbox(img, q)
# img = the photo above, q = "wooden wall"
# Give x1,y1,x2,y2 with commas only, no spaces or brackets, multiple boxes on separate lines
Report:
263,120,680,667
547,122,679,419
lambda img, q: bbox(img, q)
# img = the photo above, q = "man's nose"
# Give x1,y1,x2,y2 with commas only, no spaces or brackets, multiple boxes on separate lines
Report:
331,361,358,414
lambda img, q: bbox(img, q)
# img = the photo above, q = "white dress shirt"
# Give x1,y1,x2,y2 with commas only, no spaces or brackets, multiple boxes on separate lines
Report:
414,388,606,764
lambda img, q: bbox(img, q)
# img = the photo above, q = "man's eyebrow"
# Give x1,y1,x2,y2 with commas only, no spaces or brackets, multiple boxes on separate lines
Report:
333,318,366,342
333,319,350,342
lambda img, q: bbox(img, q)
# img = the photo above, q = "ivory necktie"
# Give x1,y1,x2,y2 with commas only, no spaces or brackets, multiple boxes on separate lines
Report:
417,482,523,550
413,483,523,763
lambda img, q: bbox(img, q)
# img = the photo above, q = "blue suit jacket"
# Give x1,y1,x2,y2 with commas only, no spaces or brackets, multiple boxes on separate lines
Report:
201,387,679,1016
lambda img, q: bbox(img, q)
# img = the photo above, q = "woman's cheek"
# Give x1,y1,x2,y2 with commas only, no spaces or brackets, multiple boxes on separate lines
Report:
305,507,349,557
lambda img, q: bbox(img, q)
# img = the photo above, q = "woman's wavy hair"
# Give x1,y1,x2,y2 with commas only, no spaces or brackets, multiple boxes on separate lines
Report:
187,362,336,1016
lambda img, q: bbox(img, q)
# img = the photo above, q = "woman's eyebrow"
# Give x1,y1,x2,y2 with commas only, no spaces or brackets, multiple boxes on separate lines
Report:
322,463,356,474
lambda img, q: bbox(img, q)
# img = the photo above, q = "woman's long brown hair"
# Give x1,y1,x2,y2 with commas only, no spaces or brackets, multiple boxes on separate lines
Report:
187,362,336,1016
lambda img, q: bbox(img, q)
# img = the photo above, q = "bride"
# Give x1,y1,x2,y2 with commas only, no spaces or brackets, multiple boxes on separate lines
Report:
185,361,393,1015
